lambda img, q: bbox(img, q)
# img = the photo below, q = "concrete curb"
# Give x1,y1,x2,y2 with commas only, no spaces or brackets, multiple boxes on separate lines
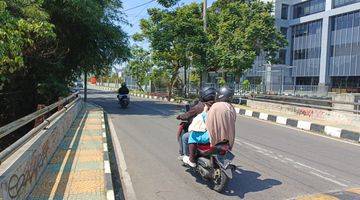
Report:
131,92,360,144
102,112,115,200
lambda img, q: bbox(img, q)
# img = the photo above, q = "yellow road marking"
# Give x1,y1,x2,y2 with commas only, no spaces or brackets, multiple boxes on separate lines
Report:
347,188,360,195
296,194,339,200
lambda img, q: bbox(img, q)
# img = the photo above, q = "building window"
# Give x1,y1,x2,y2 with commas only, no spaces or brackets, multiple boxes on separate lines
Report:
291,20,322,77
280,27,288,37
279,49,286,64
329,10,360,77
281,4,289,19
293,0,325,19
333,0,360,8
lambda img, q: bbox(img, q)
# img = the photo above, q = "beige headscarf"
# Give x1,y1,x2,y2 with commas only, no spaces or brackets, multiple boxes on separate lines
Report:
206,102,236,148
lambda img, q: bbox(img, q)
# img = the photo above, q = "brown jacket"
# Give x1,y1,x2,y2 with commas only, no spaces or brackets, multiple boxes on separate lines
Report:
206,102,236,148
178,101,214,122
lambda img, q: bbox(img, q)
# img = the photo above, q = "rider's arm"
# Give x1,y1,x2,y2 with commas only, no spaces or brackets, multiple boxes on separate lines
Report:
177,102,204,120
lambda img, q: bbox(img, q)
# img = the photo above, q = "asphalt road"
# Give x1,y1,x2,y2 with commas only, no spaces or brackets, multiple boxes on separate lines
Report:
87,89,360,200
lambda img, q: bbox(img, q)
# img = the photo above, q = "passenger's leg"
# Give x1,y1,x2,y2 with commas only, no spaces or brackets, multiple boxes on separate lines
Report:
182,132,190,156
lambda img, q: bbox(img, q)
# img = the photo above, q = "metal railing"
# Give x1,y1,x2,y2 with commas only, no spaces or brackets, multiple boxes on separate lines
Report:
0,92,80,163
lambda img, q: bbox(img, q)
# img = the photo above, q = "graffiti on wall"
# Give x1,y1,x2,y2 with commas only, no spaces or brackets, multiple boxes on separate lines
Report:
295,107,325,118
0,102,81,200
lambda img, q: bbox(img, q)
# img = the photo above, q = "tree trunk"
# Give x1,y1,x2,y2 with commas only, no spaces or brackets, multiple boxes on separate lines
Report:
136,82,144,92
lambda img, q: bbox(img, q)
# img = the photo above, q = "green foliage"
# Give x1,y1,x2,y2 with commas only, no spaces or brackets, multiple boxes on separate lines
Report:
0,0,55,80
207,0,287,73
0,0,130,126
136,3,206,98
218,77,226,86
242,79,250,91
156,0,180,7
189,71,200,86
126,46,152,90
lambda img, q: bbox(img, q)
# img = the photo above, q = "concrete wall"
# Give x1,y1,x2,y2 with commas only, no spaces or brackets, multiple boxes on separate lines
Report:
330,93,360,110
246,100,360,128
0,100,83,200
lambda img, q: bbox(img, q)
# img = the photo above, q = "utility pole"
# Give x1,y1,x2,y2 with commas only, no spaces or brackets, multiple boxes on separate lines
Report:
200,0,207,90
84,69,87,102
203,0,207,32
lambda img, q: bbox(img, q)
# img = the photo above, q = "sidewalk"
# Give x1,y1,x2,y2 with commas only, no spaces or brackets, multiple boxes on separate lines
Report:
29,103,113,200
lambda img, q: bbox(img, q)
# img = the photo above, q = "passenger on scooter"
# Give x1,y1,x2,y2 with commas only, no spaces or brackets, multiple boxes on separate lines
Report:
206,86,236,148
182,87,216,167
175,100,202,158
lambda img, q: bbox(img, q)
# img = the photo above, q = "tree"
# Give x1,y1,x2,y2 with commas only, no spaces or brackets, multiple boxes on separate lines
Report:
157,0,180,7
207,0,287,76
0,0,130,126
135,3,206,98
126,46,152,91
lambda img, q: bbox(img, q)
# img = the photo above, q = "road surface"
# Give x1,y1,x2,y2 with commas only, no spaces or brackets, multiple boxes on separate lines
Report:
88,89,360,200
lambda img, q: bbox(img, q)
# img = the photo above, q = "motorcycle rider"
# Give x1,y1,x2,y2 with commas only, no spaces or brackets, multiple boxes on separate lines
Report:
206,86,236,148
118,82,129,95
176,87,216,160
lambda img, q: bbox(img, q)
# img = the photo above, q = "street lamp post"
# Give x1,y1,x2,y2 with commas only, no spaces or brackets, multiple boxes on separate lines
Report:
203,0,207,32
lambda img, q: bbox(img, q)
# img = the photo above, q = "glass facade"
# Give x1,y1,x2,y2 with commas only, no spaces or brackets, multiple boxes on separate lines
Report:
291,20,323,77
329,11,360,76
281,4,289,19
333,0,360,8
293,0,325,19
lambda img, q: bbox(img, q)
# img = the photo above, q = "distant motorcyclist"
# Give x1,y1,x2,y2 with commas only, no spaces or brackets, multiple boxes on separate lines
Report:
206,86,236,148
118,82,129,95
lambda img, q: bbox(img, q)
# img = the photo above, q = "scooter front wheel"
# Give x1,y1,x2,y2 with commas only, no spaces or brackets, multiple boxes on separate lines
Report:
212,169,229,193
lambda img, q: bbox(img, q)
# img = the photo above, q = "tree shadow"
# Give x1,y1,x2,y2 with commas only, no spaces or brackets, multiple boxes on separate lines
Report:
88,91,182,117
185,166,282,199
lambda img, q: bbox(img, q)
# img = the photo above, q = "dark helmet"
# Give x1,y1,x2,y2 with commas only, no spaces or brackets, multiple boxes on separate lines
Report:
217,86,234,102
121,82,127,87
200,87,216,102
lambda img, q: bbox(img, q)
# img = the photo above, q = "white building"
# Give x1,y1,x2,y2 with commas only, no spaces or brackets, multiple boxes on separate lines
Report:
246,0,360,94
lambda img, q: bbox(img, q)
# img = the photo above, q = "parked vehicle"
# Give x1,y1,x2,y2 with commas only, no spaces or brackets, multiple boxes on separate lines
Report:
177,105,235,192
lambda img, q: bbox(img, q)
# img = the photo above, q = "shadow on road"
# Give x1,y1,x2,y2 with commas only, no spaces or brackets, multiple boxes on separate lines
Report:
186,167,282,199
223,168,282,199
88,96,181,118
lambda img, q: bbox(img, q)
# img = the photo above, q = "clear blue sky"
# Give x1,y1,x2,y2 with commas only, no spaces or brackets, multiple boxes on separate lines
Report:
122,0,216,39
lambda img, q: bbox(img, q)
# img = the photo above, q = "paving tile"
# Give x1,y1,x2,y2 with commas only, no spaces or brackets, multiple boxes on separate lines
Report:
30,105,107,200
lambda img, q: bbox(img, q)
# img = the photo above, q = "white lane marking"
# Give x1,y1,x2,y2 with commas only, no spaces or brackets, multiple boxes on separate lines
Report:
310,172,348,187
235,139,350,186
103,132,106,138
259,113,269,120
102,124,106,129
107,114,137,200
276,116,287,125
245,110,253,117
103,143,108,152
104,160,111,173
324,126,342,138
297,121,311,131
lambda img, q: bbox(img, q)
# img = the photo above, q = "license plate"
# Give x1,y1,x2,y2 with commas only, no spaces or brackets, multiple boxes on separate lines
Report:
216,151,235,169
